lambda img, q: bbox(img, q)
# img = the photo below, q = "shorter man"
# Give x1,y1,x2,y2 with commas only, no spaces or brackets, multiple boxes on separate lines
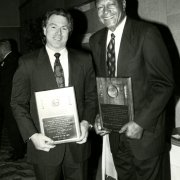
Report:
11,9,97,180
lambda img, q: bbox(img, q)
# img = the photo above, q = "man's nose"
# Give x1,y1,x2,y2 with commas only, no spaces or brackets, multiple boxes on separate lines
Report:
56,28,62,35
103,6,110,14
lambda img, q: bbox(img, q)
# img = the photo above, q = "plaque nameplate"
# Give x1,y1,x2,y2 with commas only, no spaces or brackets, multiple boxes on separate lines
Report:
96,77,134,132
35,87,80,144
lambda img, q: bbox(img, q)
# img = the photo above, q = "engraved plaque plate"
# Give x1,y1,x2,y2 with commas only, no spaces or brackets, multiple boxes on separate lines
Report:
96,77,134,132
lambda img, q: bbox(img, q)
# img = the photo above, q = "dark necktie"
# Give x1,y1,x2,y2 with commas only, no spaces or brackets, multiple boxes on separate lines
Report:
107,33,115,77
54,53,65,88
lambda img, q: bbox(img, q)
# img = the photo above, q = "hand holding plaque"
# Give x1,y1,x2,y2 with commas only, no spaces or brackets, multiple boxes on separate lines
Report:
30,133,56,152
76,120,89,144
96,77,134,132
94,114,111,136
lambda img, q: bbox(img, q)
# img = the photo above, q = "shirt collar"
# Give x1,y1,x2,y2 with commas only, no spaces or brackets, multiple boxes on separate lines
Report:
45,45,67,58
108,16,127,37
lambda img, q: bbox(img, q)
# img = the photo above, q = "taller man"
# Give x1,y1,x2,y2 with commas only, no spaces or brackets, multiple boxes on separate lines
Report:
90,0,174,180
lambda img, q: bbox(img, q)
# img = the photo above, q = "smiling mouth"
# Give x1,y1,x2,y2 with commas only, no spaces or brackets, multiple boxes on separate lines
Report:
103,16,114,20
54,37,61,41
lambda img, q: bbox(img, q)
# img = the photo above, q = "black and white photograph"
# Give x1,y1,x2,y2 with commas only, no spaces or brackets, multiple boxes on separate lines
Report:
0,0,180,180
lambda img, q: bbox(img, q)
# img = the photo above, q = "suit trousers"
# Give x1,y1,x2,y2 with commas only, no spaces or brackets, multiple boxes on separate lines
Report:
33,144,88,180
112,134,170,180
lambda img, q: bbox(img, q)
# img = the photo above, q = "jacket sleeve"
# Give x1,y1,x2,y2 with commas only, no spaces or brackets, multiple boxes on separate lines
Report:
135,26,174,130
82,54,98,125
11,57,38,142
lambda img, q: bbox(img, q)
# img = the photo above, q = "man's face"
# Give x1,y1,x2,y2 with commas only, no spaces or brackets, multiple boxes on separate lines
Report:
43,14,70,51
96,0,125,31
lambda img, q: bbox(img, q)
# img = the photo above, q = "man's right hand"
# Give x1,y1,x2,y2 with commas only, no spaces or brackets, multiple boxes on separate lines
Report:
30,133,56,152
94,114,110,136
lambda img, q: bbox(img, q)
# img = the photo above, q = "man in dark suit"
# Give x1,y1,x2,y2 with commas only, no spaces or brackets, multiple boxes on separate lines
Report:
0,39,26,161
89,0,174,179
11,8,97,180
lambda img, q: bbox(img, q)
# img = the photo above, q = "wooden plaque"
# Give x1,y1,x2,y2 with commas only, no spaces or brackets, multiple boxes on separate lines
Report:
96,77,134,132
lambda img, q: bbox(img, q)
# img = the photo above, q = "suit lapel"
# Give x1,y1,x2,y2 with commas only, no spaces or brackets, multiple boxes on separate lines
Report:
97,29,108,76
117,18,134,77
68,50,73,86
97,23,134,77
36,48,79,89
68,49,83,88
36,48,57,89
68,49,80,87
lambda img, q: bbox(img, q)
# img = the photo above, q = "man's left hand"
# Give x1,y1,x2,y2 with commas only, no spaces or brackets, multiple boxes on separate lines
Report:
119,121,143,139
76,120,90,144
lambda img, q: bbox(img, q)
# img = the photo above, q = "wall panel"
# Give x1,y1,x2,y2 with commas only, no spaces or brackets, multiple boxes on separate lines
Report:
138,0,167,24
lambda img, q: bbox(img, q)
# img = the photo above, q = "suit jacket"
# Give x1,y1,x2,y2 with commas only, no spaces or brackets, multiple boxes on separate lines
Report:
89,18,174,160
0,52,19,105
11,47,97,165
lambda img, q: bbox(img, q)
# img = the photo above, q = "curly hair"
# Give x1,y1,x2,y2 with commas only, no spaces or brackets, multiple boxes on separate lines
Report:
42,8,73,33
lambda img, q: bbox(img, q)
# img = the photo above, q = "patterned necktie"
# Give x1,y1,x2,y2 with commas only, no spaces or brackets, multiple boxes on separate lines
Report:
107,33,115,77
54,53,65,88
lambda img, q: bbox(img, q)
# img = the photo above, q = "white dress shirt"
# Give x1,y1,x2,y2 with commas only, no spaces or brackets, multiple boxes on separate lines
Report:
106,17,127,77
46,46,69,87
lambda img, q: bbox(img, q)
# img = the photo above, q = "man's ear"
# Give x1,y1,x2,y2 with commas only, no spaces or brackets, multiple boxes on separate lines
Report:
43,27,46,36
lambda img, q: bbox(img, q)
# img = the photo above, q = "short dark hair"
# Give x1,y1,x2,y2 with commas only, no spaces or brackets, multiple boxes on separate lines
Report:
42,8,73,33
95,0,123,6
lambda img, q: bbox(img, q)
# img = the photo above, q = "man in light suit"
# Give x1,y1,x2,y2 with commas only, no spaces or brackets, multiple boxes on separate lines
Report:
89,0,174,179
11,8,97,180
